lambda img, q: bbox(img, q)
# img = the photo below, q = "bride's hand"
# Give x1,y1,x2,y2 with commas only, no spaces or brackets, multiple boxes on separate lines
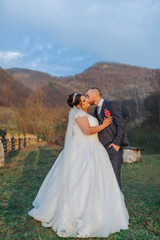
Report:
102,116,113,128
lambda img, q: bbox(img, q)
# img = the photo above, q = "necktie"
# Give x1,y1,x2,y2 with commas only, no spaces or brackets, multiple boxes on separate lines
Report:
97,106,100,116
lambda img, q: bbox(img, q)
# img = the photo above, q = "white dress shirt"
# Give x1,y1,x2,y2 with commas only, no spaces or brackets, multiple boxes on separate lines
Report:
97,98,104,115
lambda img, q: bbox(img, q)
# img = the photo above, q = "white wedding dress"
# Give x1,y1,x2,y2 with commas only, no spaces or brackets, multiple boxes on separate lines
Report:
28,107,129,238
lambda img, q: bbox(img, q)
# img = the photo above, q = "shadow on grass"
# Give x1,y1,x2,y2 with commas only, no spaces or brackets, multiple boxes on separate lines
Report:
2,146,61,240
4,150,20,165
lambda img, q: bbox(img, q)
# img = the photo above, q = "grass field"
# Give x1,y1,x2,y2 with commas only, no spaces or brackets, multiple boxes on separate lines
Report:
0,144,160,240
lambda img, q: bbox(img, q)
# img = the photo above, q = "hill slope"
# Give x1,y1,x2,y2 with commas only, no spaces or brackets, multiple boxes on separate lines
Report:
60,63,156,101
5,63,160,119
41,81,70,107
7,68,59,89
0,67,31,106
7,63,157,102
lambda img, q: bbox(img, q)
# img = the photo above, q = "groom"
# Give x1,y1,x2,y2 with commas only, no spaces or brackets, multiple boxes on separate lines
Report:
86,88,129,190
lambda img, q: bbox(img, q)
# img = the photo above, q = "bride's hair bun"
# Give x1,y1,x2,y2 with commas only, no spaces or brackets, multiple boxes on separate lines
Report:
67,93,82,108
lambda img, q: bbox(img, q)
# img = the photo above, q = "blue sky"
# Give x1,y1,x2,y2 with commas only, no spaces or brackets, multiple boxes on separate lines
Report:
0,0,160,76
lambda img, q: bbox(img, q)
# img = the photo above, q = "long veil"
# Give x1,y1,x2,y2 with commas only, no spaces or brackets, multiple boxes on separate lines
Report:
30,106,80,230
57,107,79,224
64,106,79,149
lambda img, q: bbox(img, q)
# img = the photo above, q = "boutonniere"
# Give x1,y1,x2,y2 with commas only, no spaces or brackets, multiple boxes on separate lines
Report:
104,109,111,117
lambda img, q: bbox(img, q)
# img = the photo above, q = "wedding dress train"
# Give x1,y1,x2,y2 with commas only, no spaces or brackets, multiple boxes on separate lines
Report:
28,108,129,237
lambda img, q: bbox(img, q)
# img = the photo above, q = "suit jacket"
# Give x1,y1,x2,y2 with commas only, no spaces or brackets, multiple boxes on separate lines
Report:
94,100,130,147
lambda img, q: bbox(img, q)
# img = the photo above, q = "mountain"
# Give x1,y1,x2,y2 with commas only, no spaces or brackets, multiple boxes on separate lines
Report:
6,68,73,107
59,63,156,101
7,68,59,89
0,67,31,107
7,63,157,101
2,67,70,108
5,63,160,122
40,62,160,121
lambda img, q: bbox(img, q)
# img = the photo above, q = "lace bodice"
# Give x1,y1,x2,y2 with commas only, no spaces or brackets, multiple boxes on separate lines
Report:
73,110,99,139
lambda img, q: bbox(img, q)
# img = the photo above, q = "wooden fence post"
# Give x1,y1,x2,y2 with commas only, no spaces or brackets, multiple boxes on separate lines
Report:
24,134,29,147
0,132,38,157
19,134,24,150
0,136,5,168
11,133,19,151
3,132,12,154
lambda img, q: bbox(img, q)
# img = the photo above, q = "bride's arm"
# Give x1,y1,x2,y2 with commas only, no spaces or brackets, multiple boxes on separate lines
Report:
75,116,112,135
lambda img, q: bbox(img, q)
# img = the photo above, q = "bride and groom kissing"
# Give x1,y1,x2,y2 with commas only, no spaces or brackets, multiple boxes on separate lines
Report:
28,87,130,238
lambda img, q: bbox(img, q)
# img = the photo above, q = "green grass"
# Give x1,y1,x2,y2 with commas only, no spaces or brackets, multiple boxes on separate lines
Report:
0,146,160,240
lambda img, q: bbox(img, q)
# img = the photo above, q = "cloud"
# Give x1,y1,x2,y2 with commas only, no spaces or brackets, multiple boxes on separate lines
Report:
23,36,31,47
31,58,41,68
85,3,103,16
0,0,160,74
46,44,53,50
0,51,23,61
30,43,44,53
64,56,83,63
73,57,83,61
57,47,69,55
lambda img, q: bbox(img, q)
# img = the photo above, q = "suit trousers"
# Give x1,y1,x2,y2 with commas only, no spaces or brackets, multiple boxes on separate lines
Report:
105,145,123,190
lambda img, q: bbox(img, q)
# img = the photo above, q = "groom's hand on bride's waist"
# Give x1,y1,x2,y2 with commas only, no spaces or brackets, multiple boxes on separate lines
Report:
109,143,120,152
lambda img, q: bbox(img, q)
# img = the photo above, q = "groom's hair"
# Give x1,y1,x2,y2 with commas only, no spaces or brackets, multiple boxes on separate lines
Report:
88,87,102,97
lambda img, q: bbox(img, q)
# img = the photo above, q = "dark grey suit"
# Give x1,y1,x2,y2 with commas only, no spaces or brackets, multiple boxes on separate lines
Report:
94,100,130,190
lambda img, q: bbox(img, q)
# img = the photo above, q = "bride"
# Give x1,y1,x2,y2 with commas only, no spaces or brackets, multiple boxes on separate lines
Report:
28,93,129,238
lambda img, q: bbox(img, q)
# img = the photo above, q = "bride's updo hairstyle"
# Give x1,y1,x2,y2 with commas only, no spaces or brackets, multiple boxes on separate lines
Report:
67,93,82,108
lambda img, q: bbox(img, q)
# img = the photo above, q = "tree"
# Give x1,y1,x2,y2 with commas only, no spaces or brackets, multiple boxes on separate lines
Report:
25,89,45,131
152,70,160,125
15,89,57,142
3,88,14,106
